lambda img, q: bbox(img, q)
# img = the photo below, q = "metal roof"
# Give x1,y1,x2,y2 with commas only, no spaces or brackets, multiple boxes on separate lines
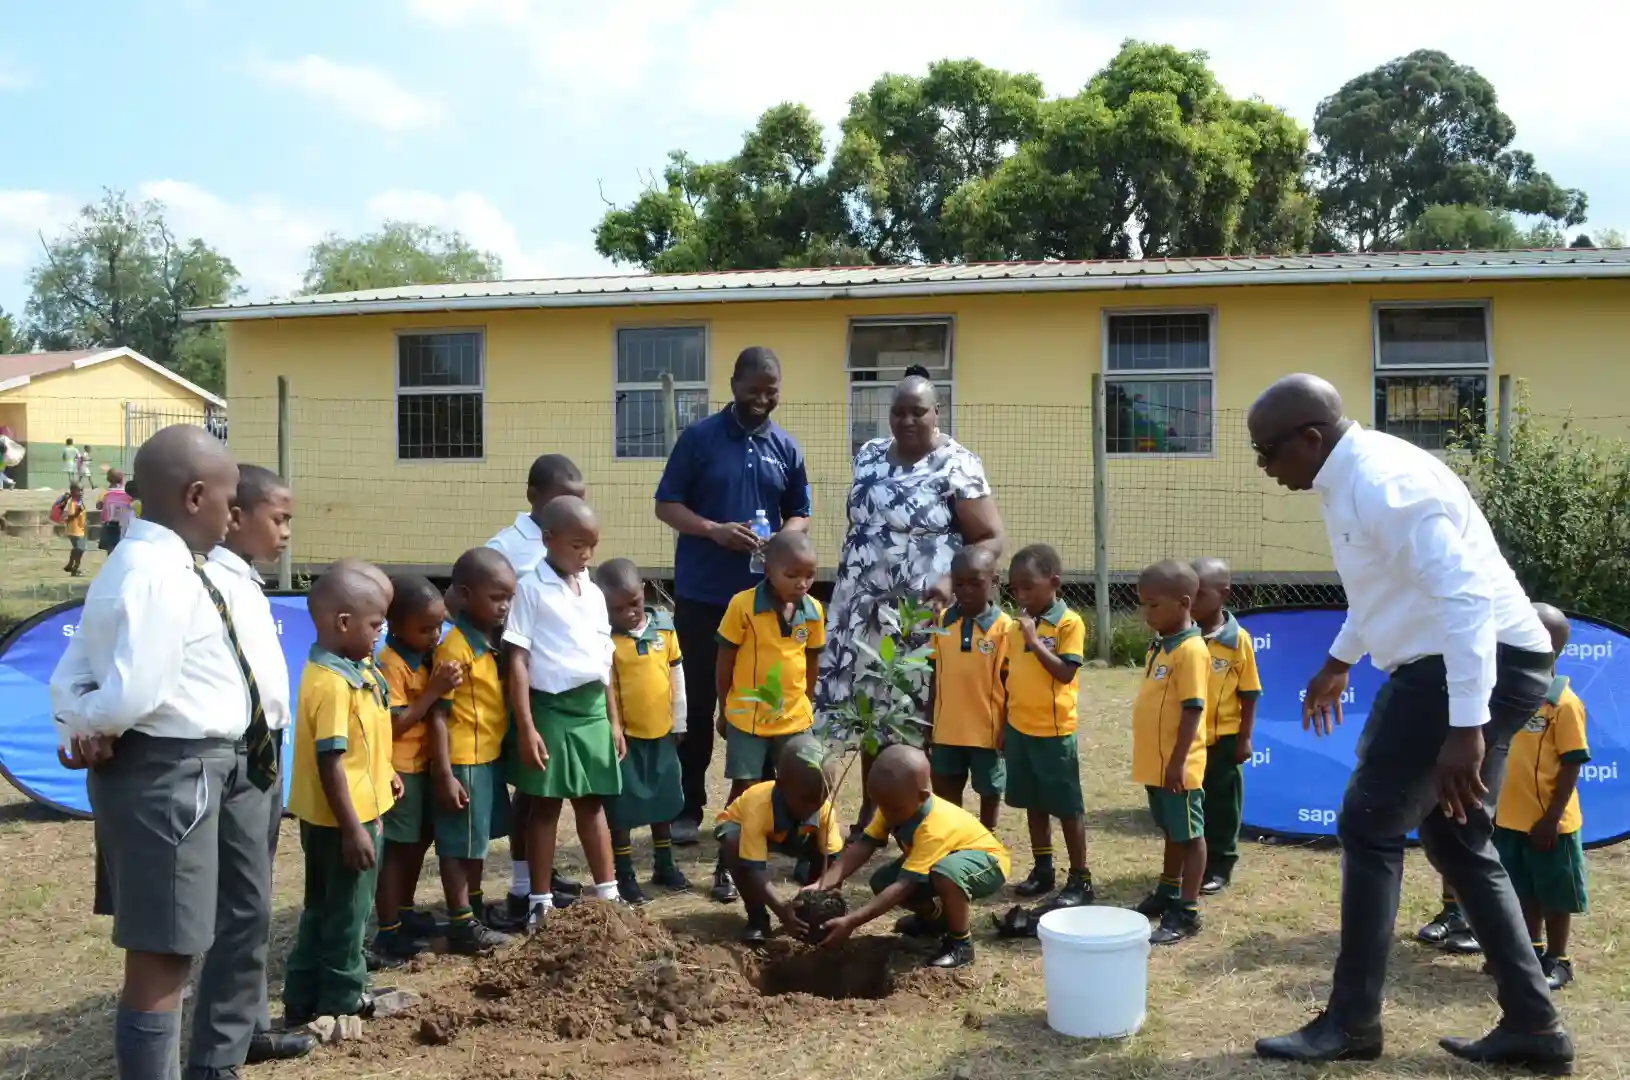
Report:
0,347,227,406
183,248,1630,323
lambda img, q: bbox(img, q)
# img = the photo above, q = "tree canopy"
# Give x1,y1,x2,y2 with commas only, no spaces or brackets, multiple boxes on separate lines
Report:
24,190,240,391
301,221,503,295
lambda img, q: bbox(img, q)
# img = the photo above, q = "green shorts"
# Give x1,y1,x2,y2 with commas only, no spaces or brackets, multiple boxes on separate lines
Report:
382,771,433,846
1146,786,1205,843
433,760,508,860
606,734,683,832
868,849,1007,905
1003,727,1083,818
723,726,806,781
1494,825,1588,915
509,683,622,800
930,744,1006,798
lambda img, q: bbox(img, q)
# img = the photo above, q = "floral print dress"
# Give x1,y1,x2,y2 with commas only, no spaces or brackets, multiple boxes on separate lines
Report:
814,436,992,724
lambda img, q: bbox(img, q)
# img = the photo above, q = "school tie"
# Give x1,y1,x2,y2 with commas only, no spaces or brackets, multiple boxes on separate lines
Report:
194,560,278,792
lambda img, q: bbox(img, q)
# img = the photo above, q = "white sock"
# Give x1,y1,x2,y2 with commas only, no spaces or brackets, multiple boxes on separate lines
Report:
528,892,554,911
510,860,531,898
593,880,619,902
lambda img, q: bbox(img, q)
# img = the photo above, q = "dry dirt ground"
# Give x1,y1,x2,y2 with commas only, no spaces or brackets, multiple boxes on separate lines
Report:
1,669,1626,1080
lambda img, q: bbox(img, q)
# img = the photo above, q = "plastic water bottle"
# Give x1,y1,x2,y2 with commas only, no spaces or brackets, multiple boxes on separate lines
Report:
748,509,772,574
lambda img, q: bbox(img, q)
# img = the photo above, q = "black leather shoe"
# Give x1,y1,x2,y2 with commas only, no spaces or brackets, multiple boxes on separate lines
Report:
1013,866,1056,898
1149,905,1200,945
1416,905,1468,945
1256,1011,1383,1063
1055,871,1095,907
1200,873,1228,896
616,873,650,907
552,871,583,896
710,866,739,904
1439,1025,1574,1075
1547,956,1574,991
245,1030,317,1064
1441,928,1483,954
893,912,945,938
651,865,690,891
738,914,769,946
1132,891,1171,918
925,935,974,969
524,900,549,935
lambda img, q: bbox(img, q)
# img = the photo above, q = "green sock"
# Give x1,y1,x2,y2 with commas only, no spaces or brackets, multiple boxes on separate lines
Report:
614,845,635,878
1033,847,1054,876
653,838,677,875
1177,898,1199,914
1156,876,1182,900
1068,866,1093,887
449,906,474,934
468,889,485,914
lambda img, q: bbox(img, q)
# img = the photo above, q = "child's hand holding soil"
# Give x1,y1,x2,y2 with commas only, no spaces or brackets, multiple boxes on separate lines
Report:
789,888,848,944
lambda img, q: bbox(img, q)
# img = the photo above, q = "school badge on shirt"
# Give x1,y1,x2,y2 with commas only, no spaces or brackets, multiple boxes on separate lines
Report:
977,638,996,655
1211,657,1230,673
793,626,809,644
652,637,666,652
1153,665,1170,680
1040,636,1057,650
1523,714,1549,734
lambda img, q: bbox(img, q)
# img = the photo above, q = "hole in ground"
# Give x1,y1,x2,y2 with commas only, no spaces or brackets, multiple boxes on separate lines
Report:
750,937,900,1000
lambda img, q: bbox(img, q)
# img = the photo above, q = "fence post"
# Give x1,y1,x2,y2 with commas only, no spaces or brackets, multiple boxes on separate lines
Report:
660,373,678,455
1496,373,1513,465
1091,373,1111,663
122,402,134,473
277,376,292,591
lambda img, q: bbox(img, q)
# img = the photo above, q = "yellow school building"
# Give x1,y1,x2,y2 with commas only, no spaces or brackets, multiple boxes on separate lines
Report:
188,249,1630,580
0,347,226,488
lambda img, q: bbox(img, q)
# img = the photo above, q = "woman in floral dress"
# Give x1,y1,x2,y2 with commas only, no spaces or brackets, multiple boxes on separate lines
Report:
815,368,1005,832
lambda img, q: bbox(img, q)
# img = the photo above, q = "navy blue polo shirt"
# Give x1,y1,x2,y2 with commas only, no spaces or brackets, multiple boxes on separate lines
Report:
655,406,812,607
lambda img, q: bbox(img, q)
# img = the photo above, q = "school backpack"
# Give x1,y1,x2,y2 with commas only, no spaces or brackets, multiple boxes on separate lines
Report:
49,493,68,524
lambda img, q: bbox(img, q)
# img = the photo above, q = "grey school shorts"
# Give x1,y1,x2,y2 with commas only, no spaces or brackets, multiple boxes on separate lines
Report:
87,732,238,956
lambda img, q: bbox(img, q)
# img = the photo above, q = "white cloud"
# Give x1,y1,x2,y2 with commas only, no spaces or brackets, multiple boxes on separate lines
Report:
0,191,80,276
364,189,618,279
137,180,329,300
249,54,446,132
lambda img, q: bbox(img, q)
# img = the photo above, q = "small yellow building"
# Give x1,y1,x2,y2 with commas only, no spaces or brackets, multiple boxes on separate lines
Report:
188,250,1630,581
0,347,226,487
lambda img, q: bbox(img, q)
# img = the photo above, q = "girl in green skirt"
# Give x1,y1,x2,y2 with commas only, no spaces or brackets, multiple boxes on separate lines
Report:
596,560,690,904
501,497,624,930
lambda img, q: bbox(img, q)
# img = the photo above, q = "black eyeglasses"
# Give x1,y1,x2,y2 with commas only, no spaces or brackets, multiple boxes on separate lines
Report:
1252,420,1327,463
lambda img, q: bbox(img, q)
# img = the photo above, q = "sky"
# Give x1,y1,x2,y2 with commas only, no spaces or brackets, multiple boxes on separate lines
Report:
2,0,1626,316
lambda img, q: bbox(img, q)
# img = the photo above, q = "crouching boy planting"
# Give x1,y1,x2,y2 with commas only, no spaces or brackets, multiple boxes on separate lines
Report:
811,744,1010,970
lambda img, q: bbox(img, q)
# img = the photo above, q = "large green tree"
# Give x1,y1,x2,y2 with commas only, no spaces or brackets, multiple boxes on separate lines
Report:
1399,204,1570,250
942,42,1315,260
301,222,502,295
595,104,863,272
1312,50,1586,251
0,306,27,353
26,190,240,391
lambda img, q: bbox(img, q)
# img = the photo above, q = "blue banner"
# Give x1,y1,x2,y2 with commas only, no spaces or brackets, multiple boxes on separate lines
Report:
1237,607,1630,848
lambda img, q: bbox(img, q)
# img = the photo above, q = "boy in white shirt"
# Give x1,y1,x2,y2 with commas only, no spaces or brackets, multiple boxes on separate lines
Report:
502,496,623,931
50,425,245,1080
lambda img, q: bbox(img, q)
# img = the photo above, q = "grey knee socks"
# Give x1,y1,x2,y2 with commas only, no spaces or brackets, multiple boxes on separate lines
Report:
115,1005,181,1080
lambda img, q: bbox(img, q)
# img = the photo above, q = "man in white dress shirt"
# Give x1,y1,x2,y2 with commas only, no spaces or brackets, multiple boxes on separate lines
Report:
50,426,245,1080
1248,376,1571,1075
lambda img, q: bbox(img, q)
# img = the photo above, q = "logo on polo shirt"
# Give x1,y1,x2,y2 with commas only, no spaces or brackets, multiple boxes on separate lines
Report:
1523,715,1548,734
977,638,996,655
1039,636,1057,650
793,626,809,644
1211,657,1229,673
651,637,665,651
1153,664,1169,680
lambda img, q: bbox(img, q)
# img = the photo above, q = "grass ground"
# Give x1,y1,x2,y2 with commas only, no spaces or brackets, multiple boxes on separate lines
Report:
1,669,1626,1079
0,491,105,632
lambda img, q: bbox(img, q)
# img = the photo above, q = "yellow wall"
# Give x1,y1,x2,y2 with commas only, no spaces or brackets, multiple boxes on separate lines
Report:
0,355,212,447
223,278,1630,576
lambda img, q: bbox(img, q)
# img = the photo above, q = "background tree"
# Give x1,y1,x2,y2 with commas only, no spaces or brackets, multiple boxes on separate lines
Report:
301,221,503,295
1399,204,1569,250
25,190,240,391
0,306,28,353
1311,49,1586,251
595,104,863,272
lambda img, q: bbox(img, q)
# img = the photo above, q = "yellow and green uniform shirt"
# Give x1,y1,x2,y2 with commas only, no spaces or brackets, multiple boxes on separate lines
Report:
1497,675,1590,835
1131,626,1211,791
1202,613,1262,745
378,640,433,774
1002,599,1086,737
433,618,507,766
716,583,826,737
63,496,87,538
612,608,683,740
860,796,1012,882
715,780,844,870
931,602,1011,749
287,646,397,827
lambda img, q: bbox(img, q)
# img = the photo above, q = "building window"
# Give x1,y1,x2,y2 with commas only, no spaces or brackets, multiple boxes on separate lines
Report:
1372,303,1490,451
397,331,484,460
847,319,953,455
1103,310,1214,455
615,326,709,459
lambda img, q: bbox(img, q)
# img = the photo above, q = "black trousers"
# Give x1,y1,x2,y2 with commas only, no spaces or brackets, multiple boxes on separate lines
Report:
674,598,729,824
1328,645,1558,1032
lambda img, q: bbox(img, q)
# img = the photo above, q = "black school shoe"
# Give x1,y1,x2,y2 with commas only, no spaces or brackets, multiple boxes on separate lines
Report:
245,1030,317,1064
616,873,651,907
369,931,424,969
739,908,770,946
400,908,444,939
1441,928,1483,954
1200,873,1228,896
1255,1011,1383,1063
1547,956,1575,991
448,918,511,955
650,864,690,891
1439,1025,1575,1075
1149,905,1201,945
894,911,947,938
1416,905,1470,945
709,866,739,904
925,935,975,969
1013,866,1056,898
1055,870,1095,907
1132,891,1171,918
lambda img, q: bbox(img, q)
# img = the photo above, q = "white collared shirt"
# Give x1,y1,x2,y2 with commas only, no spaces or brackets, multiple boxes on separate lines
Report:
502,559,614,694
203,545,292,731
49,519,250,740
1315,424,1549,728
487,511,546,575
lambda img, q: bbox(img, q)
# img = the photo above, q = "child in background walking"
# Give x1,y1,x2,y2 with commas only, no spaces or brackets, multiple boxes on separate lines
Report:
1191,557,1261,895
61,482,88,575
596,558,690,905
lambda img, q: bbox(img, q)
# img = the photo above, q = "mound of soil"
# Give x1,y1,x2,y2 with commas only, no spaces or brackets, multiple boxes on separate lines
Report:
789,889,848,943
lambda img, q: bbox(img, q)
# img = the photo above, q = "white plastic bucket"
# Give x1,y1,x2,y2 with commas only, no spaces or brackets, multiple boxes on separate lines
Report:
1036,905,1151,1038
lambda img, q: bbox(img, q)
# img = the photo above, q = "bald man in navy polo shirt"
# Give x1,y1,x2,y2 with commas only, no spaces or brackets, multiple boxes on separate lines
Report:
655,346,811,845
